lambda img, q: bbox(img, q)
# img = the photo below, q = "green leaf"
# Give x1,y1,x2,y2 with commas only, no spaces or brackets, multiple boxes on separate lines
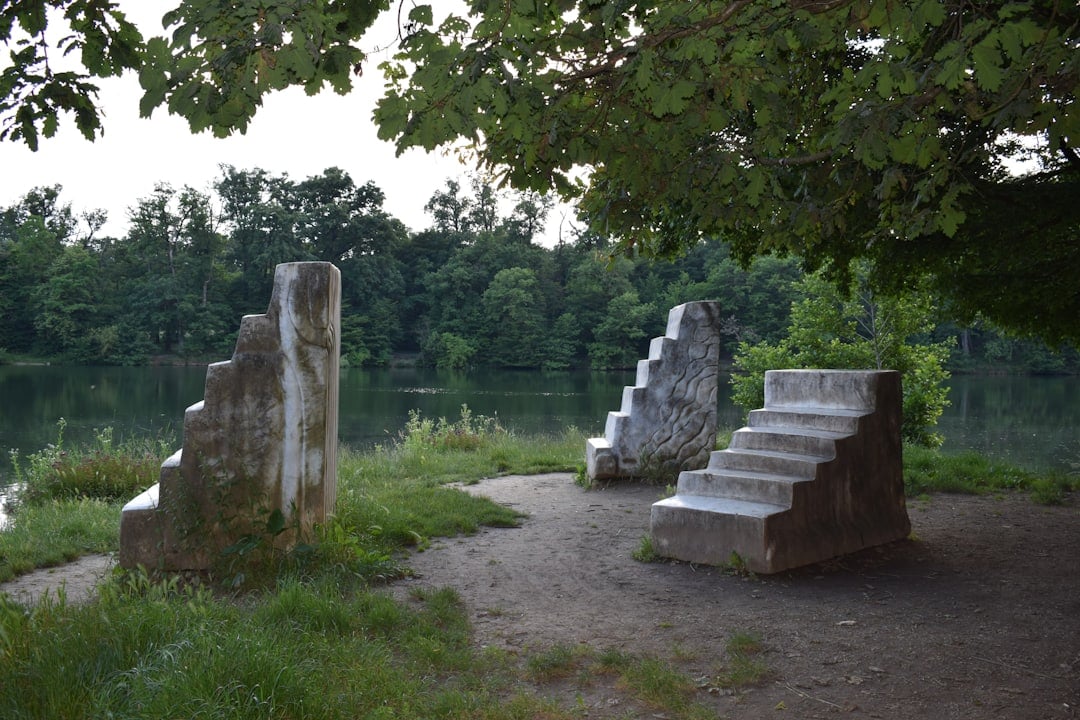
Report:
408,5,433,26
266,508,287,536
633,49,655,91
971,38,1004,92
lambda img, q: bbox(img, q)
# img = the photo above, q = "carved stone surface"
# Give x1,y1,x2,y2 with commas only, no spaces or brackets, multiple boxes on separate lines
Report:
651,369,910,573
120,262,341,570
586,301,724,481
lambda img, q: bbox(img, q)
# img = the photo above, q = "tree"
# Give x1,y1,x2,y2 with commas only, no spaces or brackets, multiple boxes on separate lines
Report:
32,245,100,360
588,290,659,370
294,167,398,262
14,3,1076,345
215,165,307,305
119,183,224,355
0,215,62,352
481,267,546,367
424,179,471,236
372,1,1079,345
544,311,581,371
422,331,476,371
731,264,953,447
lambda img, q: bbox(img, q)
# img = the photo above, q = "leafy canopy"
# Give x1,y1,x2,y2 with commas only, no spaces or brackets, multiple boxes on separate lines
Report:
375,1,1079,344
4,1,1078,344
0,0,142,149
138,0,388,136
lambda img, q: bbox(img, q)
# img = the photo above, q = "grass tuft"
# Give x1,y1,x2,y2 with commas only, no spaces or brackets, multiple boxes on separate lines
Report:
525,643,584,682
9,420,170,506
718,631,770,687
632,534,658,562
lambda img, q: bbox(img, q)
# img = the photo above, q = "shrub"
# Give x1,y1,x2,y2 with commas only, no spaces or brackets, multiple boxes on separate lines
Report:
10,421,167,505
731,263,952,447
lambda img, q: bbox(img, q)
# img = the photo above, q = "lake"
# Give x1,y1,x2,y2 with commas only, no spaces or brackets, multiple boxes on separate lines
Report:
1,365,1078,488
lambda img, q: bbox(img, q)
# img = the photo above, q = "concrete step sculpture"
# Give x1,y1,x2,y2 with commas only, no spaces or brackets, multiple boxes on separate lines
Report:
586,301,724,481
120,262,341,571
651,369,910,573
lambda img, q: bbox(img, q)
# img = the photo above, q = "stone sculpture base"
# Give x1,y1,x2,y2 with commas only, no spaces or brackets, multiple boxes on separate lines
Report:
120,262,341,571
586,301,723,481
651,370,910,574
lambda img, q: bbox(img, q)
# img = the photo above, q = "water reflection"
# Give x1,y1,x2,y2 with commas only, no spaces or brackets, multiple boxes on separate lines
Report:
1,366,1077,488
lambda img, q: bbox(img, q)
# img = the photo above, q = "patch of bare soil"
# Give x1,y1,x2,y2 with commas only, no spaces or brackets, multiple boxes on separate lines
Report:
0,553,114,606
392,473,1080,719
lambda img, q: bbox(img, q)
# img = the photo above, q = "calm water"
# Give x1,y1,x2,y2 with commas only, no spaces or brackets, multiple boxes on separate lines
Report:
0,365,1077,487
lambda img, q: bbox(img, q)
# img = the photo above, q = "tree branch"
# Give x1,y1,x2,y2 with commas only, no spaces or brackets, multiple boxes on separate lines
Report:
752,149,834,167
1059,138,1080,170
557,0,859,90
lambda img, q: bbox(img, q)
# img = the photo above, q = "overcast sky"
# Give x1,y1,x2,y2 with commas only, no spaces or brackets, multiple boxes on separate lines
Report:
0,2,575,245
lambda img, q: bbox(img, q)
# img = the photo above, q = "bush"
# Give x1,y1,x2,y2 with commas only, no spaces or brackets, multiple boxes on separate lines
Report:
731,264,952,447
10,420,168,505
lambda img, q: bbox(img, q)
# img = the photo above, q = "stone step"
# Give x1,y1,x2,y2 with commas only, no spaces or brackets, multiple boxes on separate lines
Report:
763,369,880,412
650,494,789,569
748,407,863,434
604,411,629,440
654,494,787,518
729,425,844,458
706,447,822,479
677,467,807,506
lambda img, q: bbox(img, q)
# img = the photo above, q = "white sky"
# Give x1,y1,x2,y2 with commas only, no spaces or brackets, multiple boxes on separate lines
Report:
0,2,576,245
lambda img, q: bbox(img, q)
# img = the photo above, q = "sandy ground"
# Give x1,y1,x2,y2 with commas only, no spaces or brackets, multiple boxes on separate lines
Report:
0,552,115,606
4,473,1078,719
391,473,1080,719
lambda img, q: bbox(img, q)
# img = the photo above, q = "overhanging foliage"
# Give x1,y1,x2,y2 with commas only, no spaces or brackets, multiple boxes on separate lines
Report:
3,1,1078,344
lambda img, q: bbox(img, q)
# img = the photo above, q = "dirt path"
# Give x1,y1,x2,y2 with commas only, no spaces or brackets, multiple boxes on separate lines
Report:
0,553,114,606
392,473,1080,719
4,474,1078,718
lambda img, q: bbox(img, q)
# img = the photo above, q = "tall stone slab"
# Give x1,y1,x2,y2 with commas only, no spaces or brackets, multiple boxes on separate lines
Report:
120,262,341,570
586,301,724,481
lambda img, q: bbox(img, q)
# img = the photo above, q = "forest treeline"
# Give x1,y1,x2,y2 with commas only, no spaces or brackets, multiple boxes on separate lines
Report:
1,166,1077,374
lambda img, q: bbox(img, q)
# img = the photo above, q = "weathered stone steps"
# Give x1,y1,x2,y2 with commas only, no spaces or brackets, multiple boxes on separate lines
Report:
586,302,723,480
650,369,910,573
676,467,809,505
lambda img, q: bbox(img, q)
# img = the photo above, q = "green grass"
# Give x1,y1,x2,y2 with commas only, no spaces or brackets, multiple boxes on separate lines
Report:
903,444,1078,503
715,631,770,688
0,412,1075,719
1,407,585,585
0,575,530,720
0,499,119,582
632,533,658,562
371,405,585,483
0,572,723,720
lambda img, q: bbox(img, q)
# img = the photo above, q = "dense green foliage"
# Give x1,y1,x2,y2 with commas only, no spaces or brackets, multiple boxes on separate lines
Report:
377,0,1080,345
0,0,142,149
731,264,954,446
4,2,1076,346
3,173,1079,373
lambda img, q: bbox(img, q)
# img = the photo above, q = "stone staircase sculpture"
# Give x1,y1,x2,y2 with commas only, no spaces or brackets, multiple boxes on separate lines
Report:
586,301,724,481
650,369,910,573
120,262,340,571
